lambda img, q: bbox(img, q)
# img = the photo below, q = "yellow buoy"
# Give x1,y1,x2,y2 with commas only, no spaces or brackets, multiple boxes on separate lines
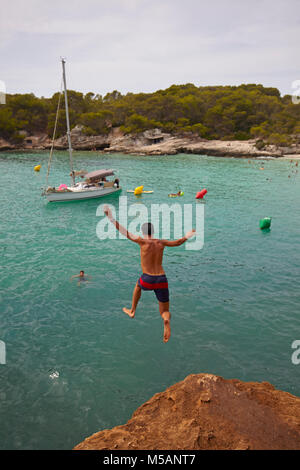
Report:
134,185,144,195
34,165,41,172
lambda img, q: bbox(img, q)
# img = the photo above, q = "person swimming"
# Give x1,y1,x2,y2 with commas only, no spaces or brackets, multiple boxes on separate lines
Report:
168,190,183,197
70,270,91,285
104,205,195,343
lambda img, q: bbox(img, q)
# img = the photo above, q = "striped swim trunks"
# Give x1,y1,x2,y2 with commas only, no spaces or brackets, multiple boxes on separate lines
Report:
138,273,169,303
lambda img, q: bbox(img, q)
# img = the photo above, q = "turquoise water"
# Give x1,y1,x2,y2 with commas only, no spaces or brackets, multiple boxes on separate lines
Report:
0,151,300,449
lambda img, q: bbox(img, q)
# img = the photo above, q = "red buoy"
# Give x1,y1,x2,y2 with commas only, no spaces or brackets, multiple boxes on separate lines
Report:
195,189,207,199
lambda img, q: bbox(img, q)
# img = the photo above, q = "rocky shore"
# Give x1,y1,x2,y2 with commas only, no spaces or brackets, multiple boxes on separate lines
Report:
1,127,300,158
74,373,300,450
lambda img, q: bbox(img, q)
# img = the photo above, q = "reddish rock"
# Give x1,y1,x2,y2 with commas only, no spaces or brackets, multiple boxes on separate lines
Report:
74,373,300,450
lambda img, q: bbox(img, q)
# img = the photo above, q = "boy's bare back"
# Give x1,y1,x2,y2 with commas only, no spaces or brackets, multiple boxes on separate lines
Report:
137,238,165,276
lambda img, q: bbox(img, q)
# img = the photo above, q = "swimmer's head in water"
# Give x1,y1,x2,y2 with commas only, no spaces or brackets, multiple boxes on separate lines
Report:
80,270,84,277
141,222,154,237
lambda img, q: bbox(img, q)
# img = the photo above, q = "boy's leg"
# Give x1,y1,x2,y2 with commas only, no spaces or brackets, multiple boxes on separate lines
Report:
123,282,141,318
159,301,171,343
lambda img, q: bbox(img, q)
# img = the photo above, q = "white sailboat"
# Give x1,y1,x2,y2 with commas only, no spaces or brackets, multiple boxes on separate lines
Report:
43,58,121,202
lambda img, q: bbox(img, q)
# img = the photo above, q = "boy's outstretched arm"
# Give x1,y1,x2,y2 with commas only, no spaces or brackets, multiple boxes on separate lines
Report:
104,205,140,243
161,229,196,247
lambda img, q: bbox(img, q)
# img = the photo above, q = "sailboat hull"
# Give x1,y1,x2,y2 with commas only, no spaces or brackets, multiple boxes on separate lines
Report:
46,186,121,202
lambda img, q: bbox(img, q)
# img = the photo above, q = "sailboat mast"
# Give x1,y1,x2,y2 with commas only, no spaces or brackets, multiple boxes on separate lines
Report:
61,58,75,186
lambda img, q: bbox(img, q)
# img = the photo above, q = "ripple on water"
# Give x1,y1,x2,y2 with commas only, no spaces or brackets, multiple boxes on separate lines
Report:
0,152,300,449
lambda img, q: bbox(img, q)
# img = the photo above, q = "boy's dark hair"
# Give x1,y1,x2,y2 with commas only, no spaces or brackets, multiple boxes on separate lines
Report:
141,222,154,236
80,270,84,274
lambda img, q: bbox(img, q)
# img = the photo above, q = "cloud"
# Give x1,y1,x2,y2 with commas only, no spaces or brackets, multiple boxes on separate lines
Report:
0,0,300,96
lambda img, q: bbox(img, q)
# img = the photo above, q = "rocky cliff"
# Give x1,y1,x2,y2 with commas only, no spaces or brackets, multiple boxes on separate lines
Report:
74,373,300,450
2,127,300,158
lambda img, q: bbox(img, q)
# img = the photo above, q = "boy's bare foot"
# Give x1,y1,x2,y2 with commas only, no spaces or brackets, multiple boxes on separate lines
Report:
123,307,135,318
163,320,171,343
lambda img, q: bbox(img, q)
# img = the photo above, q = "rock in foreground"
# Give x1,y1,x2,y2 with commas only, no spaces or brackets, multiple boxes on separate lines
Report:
74,373,300,450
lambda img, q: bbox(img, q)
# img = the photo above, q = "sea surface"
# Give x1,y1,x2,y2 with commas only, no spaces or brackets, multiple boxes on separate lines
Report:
0,151,299,449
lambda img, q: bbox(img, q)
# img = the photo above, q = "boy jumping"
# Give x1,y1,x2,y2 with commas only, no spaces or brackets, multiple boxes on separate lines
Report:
104,206,195,343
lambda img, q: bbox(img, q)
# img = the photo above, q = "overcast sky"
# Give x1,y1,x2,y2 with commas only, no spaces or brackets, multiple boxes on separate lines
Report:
0,0,299,97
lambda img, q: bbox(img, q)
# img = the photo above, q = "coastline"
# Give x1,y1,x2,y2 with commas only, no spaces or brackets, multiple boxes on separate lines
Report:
1,128,300,158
